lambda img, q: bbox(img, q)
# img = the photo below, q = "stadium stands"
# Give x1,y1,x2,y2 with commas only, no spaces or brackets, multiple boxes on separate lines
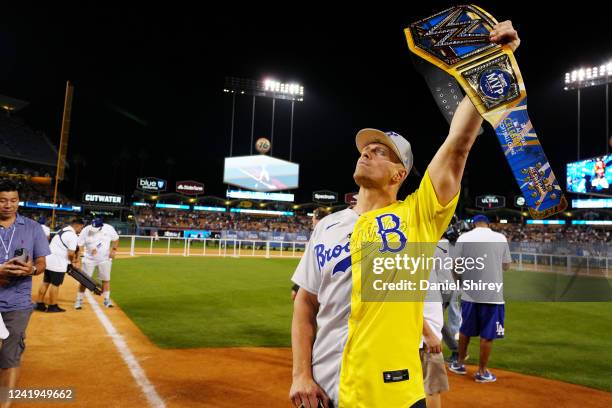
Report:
134,208,312,234
131,206,612,245
492,223,612,243
0,114,58,167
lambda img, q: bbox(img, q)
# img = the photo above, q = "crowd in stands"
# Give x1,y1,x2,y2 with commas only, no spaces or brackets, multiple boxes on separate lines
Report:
0,162,52,178
492,223,612,244
134,208,312,233
0,110,72,204
17,210,76,230
0,114,57,167
14,182,58,203
133,208,612,243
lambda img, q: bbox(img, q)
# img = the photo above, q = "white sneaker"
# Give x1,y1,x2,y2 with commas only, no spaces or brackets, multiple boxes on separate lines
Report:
104,299,114,308
74,299,83,310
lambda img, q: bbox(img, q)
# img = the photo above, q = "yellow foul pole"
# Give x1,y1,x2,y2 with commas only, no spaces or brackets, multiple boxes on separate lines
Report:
51,81,74,229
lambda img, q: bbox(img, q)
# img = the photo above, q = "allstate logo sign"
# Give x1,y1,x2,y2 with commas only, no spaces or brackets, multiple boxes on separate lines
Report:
137,177,167,192
479,68,512,100
176,180,204,196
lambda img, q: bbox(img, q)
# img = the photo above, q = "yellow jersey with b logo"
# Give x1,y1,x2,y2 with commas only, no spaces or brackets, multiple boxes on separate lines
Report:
338,169,458,407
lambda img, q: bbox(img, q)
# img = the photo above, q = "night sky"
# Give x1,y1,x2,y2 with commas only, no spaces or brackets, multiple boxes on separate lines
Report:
1,2,610,205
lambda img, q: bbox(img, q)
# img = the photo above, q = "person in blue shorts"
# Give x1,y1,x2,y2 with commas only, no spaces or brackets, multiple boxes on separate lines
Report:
448,215,511,383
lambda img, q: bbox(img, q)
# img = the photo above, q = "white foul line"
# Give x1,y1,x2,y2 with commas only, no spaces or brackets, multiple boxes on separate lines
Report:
85,291,166,408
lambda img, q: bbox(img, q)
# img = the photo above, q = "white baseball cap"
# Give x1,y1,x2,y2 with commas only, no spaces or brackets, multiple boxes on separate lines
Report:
355,128,413,173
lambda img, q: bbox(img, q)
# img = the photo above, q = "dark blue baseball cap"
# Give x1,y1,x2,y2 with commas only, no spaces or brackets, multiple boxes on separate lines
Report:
92,218,104,228
473,214,490,224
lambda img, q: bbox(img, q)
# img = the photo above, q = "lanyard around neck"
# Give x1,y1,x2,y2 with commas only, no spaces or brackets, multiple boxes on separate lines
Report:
0,225,16,261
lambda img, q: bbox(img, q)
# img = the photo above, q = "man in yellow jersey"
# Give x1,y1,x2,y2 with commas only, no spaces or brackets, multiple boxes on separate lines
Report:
290,22,520,408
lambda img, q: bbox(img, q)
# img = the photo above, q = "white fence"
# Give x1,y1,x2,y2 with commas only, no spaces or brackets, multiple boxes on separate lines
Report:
118,235,307,258
511,252,611,278
117,235,611,277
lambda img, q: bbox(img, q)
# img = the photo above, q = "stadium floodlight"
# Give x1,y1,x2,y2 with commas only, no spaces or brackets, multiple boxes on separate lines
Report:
224,76,304,160
564,60,612,157
225,77,304,102
264,79,304,97
564,60,612,90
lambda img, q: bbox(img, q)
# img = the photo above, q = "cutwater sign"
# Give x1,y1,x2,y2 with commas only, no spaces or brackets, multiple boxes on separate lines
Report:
83,193,124,206
137,177,167,192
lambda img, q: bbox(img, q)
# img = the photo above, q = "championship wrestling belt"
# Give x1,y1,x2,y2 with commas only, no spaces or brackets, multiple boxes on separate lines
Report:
67,265,103,295
410,54,483,135
405,4,567,219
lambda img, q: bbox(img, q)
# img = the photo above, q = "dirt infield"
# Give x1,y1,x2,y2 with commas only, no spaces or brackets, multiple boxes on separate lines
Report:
16,275,612,407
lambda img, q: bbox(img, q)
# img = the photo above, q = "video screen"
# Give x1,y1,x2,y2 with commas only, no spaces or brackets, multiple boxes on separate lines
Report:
225,190,294,202
572,198,612,209
183,230,211,238
223,155,299,192
566,154,612,196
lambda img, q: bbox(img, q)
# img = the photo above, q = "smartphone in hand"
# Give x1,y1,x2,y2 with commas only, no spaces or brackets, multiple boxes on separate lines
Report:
12,248,29,264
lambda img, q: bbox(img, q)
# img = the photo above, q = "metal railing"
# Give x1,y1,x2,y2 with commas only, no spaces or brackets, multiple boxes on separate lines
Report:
510,251,611,278
117,235,307,258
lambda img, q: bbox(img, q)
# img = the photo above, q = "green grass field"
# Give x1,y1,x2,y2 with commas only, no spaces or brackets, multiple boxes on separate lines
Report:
111,256,612,392
112,257,296,348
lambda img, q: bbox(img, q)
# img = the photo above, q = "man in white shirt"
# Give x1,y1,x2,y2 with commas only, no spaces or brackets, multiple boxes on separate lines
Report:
75,218,120,309
38,217,51,241
421,239,451,408
448,215,512,383
35,218,85,313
